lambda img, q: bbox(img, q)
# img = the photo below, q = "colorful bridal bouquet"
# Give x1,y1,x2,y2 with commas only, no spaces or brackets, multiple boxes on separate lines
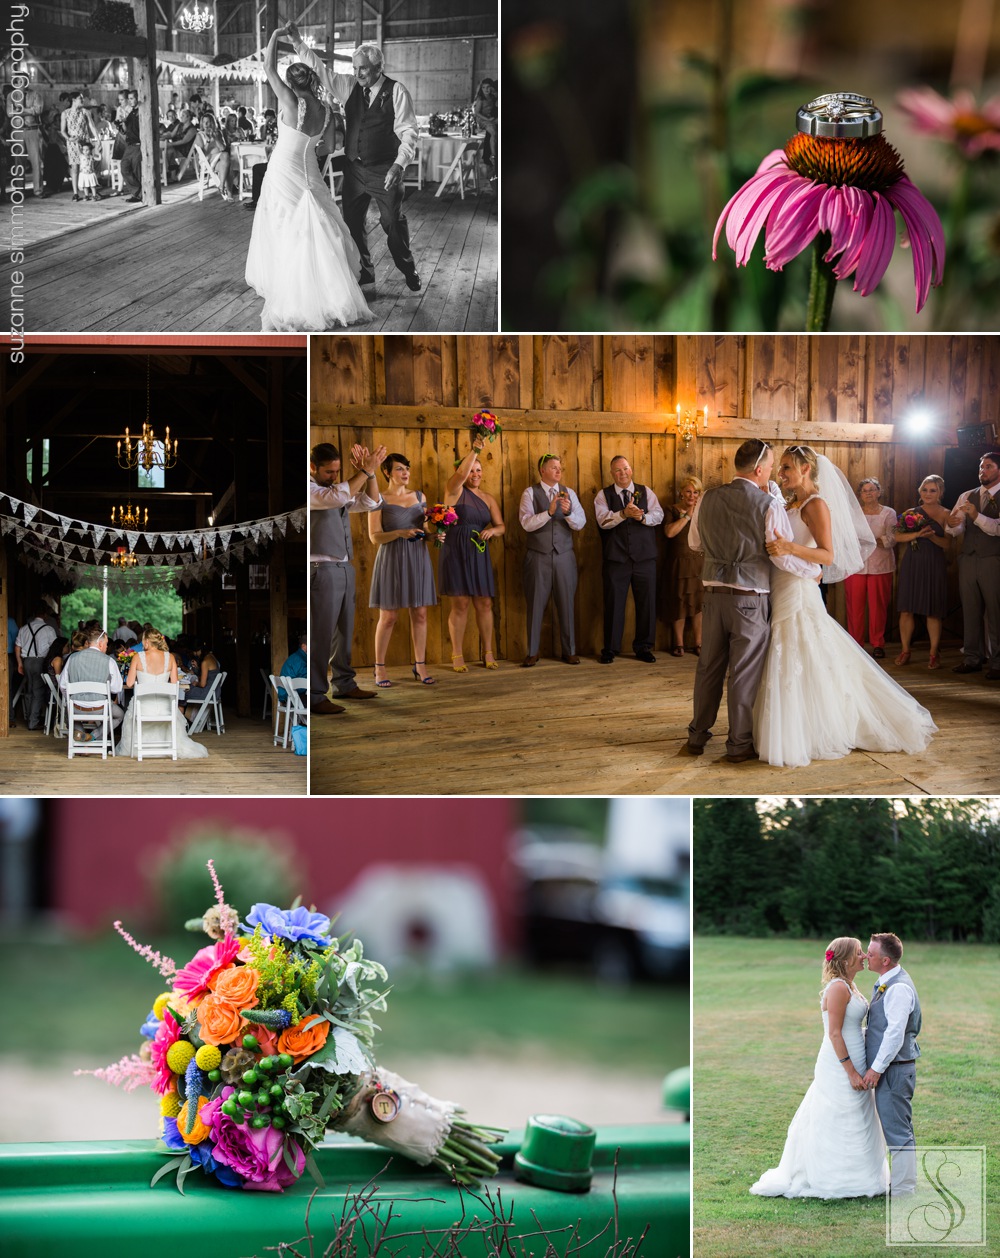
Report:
424,502,459,546
470,409,501,444
115,645,137,676
898,508,927,549
80,862,504,1193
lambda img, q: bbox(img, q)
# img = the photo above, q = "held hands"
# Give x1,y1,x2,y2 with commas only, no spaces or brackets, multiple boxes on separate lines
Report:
847,1069,867,1092
861,1068,882,1091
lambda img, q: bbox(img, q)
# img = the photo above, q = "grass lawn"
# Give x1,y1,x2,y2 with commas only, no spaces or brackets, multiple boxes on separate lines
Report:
693,936,999,1258
0,930,688,1077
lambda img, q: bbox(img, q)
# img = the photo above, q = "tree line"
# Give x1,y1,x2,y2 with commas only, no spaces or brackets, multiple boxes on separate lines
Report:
694,797,1000,942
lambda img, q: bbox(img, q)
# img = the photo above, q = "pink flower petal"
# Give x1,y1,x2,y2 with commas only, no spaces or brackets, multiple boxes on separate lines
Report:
762,181,826,269
851,195,897,296
713,164,802,264
886,176,946,311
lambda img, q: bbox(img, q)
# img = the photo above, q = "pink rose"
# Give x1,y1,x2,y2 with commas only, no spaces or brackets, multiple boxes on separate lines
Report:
202,1087,306,1192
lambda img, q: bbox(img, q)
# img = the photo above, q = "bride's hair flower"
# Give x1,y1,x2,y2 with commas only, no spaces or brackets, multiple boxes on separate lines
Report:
824,949,835,961
713,92,945,318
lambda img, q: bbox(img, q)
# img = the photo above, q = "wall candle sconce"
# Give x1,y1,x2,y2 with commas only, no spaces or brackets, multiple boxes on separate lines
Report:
675,404,710,449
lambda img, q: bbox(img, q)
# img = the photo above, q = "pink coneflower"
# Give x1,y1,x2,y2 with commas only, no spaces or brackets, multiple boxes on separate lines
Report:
897,88,1000,158
713,131,945,317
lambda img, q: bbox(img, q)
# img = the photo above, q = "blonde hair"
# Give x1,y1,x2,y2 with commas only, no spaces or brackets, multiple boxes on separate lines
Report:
821,936,862,994
782,444,820,505
919,474,945,494
143,627,169,652
678,475,703,495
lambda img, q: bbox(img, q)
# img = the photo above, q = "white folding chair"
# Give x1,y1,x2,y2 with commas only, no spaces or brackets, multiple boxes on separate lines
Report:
320,152,343,203
194,145,224,201
187,670,226,735
402,152,422,191
236,142,267,200
435,137,483,199
42,673,67,737
109,159,124,193
260,666,273,722
134,679,179,761
66,681,116,760
11,675,28,722
278,676,308,750
268,672,286,745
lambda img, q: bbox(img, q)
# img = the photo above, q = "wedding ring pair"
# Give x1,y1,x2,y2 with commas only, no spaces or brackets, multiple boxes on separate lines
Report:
796,92,883,138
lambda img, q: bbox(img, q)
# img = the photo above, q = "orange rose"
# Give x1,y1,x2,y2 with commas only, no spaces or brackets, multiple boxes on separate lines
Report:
197,993,244,1047
277,1016,330,1063
210,964,260,1010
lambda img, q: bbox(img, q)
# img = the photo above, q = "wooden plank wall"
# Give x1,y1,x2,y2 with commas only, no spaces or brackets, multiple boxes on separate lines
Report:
311,335,1000,667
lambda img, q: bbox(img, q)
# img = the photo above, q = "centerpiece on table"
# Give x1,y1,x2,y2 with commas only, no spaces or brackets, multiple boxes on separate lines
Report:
80,861,505,1193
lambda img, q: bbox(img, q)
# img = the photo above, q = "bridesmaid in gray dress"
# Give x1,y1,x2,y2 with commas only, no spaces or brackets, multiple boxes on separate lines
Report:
368,452,438,686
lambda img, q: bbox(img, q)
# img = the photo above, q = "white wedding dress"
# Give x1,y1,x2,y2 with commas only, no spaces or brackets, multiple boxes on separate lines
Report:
245,99,372,332
753,498,938,767
117,654,208,760
750,981,889,1198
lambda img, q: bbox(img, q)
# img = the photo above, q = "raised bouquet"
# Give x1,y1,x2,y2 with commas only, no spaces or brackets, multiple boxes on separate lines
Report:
424,502,459,546
470,409,501,444
79,862,504,1193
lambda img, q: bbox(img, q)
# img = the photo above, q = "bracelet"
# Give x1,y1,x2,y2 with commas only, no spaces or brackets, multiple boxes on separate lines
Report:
839,1055,851,1062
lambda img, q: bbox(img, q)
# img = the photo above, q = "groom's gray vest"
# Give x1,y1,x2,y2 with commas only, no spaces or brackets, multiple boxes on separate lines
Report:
867,967,922,1064
311,496,352,562
525,484,576,555
697,478,772,590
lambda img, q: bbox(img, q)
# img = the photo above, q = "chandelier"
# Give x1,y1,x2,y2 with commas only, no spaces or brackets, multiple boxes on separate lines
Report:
111,501,149,530
117,358,179,473
110,546,138,569
179,3,214,34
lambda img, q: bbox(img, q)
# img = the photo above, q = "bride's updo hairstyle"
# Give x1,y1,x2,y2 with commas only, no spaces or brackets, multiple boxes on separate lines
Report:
285,62,319,95
381,452,410,482
821,936,862,990
783,444,821,486
143,627,169,652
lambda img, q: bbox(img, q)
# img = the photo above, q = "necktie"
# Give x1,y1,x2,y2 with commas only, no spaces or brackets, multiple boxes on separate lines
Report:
623,490,632,506
363,86,372,107
982,488,999,518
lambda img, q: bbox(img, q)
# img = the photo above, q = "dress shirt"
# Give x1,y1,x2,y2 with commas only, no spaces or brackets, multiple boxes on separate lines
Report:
594,483,665,529
518,483,587,532
688,478,821,591
870,965,916,1074
292,42,419,168
15,618,57,659
58,648,123,697
945,481,1000,538
310,476,382,563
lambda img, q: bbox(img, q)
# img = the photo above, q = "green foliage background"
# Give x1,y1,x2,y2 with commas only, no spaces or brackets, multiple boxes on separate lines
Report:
60,585,183,639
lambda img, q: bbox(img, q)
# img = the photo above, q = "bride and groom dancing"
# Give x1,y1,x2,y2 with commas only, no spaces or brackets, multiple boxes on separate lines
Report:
245,23,420,330
686,440,937,768
751,933,921,1199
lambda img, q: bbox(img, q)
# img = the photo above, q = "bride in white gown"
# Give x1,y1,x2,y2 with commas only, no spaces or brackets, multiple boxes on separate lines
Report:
750,937,889,1199
117,629,208,760
753,445,937,767
245,26,372,332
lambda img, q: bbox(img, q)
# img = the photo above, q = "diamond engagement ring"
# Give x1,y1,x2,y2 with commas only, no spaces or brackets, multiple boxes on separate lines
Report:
796,92,883,138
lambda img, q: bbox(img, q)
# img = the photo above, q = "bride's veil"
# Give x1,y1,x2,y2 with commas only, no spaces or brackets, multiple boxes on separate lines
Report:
816,453,877,584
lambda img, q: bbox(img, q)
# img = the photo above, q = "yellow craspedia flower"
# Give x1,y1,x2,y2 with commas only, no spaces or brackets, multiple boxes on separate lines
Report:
160,1092,182,1117
195,1045,222,1071
152,992,174,1019
165,1040,196,1074
179,1096,211,1145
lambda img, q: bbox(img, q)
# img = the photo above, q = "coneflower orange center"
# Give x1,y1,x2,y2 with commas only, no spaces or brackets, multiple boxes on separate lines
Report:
783,132,905,192
953,111,995,139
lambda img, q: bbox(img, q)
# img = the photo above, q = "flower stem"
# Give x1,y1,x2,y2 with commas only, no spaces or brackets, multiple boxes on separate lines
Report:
806,236,838,332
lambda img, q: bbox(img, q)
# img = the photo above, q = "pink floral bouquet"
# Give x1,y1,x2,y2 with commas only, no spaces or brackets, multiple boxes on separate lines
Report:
115,645,137,676
898,508,927,550
79,861,504,1193
470,410,501,444
424,502,459,546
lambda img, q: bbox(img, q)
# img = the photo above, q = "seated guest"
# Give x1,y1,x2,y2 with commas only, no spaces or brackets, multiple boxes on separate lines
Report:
44,636,69,679
59,625,124,737
259,108,278,145
165,109,198,179
184,642,222,720
276,631,308,700
197,112,235,200
236,105,253,136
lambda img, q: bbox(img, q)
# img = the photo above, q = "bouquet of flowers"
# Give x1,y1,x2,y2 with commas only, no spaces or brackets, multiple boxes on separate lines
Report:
424,502,459,546
470,409,501,444
115,645,137,676
898,507,927,550
79,861,504,1193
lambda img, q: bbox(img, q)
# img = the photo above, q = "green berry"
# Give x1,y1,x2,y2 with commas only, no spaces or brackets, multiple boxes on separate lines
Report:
242,1034,260,1051
207,1069,222,1084
256,1090,271,1106
269,1083,283,1098
221,1099,239,1116
242,1069,258,1085
259,1057,274,1072
271,1115,286,1129
252,1115,269,1129
237,1090,254,1107
278,1053,293,1069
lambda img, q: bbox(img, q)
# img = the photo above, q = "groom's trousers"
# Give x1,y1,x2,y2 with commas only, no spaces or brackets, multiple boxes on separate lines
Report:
875,1061,917,1194
688,587,770,756
342,159,417,280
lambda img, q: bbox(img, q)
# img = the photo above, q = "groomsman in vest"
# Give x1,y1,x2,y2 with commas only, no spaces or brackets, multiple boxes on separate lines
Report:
946,451,1000,679
310,441,386,714
594,456,664,663
59,625,125,731
286,25,421,291
519,454,586,667
863,933,922,1195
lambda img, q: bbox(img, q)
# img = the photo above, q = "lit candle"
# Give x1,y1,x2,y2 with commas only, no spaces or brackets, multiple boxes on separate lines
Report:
703,406,709,428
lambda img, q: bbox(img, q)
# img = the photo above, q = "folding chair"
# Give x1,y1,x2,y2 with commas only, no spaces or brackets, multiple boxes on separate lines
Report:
109,159,124,194
278,676,308,750
236,143,267,200
187,670,226,735
66,681,116,760
260,666,274,722
194,145,224,201
133,679,179,761
42,673,67,737
435,137,483,199
320,152,344,204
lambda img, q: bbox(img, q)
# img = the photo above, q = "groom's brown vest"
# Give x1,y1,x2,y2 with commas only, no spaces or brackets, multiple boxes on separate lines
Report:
697,478,772,590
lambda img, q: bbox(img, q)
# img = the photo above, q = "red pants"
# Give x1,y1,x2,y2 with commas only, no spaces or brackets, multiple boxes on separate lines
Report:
844,572,892,646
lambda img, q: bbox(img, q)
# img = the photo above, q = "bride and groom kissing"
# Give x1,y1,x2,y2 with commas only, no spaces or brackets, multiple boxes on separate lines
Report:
685,439,937,768
751,932,921,1200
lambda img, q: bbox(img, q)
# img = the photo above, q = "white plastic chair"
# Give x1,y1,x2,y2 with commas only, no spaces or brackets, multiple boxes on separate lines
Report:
278,676,308,750
66,681,116,760
236,142,267,200
42,673,67,737
109,159,124,193
133,679,180,761
187,670,226,735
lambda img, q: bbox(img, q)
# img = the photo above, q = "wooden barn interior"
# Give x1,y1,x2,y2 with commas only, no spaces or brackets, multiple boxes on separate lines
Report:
1,336,308,793
10,2,497,333
310,333,1000,798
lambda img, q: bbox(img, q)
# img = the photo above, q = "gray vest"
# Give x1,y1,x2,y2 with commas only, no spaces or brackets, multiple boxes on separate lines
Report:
601,485,658,563
961,487,1000,559
698,478,772,590
867,966,922,1064
526,483,575,555
64,648,114,704
345,77,401,167
311,497,352,562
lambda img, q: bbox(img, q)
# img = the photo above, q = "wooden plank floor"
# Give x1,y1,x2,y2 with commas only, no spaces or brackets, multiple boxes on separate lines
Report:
310,655,1000,797
0,715,306,796
21,184,497,333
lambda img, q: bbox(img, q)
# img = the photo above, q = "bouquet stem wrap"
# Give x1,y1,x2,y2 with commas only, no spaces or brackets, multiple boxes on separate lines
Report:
330,1068,457,1166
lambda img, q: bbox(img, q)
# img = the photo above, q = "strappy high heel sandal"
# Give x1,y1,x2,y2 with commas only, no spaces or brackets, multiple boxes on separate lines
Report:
373,664,393,688
451,654,468,672
927,654,941,671
412,662,436,685
895,650,911,666
483,652,499,670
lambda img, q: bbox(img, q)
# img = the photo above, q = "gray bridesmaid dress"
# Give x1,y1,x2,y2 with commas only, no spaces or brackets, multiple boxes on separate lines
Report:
369,498,438,609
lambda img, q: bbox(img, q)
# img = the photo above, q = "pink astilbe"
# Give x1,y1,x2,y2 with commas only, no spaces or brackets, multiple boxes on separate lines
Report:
113,920,177,978
75,1054,157,1092
206,858,226,908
